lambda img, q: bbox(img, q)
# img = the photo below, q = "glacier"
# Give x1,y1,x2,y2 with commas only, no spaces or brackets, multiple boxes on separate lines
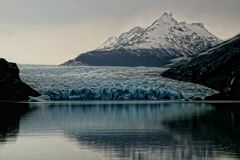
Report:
19,65,217,100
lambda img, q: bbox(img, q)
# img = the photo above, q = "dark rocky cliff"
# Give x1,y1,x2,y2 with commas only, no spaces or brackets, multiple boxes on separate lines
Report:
0,58,40,100
162,34,240,100
206,71,240,100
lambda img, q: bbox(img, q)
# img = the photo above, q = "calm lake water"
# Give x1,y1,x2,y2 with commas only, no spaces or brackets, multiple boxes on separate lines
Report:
0,102,240,160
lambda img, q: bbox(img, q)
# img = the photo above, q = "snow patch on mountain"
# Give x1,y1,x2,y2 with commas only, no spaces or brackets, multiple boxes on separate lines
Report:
98,26,145,50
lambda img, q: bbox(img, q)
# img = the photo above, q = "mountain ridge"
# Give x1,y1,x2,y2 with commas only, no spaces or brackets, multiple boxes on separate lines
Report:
63,12,222,66
162,34,240,100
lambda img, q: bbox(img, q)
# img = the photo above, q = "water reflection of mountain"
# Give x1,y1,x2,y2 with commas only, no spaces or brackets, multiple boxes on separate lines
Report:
0,103,30,143
26,103,211,132
163,103,240,157
2,102,239,160
26,102,240,160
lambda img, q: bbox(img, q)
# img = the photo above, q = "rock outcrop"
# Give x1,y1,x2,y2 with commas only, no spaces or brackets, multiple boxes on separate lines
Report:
162,34,240,100
206,71,240,100
0,58,40,100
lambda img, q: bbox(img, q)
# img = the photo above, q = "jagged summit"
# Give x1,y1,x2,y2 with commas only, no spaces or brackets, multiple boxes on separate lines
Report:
63,12,222,67
97,12,221,53
152,12,177,25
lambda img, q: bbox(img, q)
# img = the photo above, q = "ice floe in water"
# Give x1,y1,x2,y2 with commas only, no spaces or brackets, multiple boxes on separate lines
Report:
19,65,217,100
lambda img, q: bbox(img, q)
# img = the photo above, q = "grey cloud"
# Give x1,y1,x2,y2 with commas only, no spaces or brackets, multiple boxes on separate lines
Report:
0,0,238,27
0,0,239,64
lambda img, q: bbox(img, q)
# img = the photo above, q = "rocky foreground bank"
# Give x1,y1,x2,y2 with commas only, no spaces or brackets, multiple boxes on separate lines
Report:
162,34,240,100
0,58,40,100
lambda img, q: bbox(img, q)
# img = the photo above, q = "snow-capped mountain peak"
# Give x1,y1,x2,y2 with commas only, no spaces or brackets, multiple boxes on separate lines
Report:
152,12,177,26
97,12,222,55
63,12,222,67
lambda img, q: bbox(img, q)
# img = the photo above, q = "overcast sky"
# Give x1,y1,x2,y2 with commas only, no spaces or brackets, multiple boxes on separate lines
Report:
0,0,239,64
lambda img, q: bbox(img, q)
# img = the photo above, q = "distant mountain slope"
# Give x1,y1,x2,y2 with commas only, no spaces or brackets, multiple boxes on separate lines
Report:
63,12,222,66
162,34,240,100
